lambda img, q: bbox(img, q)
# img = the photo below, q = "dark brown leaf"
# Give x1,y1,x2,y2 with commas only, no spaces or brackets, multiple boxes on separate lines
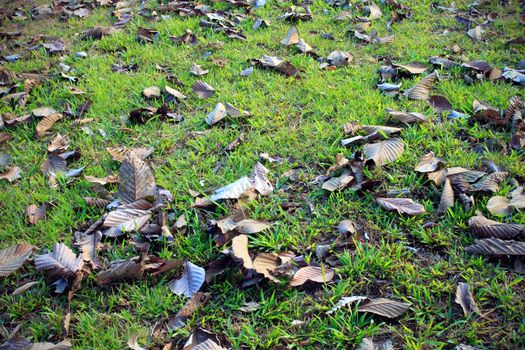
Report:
117,154,156,204
468,214,523,239
358,298,411,318
35,243,84,279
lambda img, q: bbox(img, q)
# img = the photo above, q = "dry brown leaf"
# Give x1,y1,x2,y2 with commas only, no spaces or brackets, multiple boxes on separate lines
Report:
96,257,145,285
386,109,428,123
210,176,253,202
12,281,39,296
84,197,112,208
337,220,356,234
74,231,103,269
437,178,454,215
84,174,118,185
252,162,273,196
471,172,507,193
235,219,271,234
143,86,161,98
117,154,156,204
358,298,411,318
363,138,404,166
468,214,523,239
281,25,299,46
376,197,425,215
404,71,438,100
168,292,209,330
26,204,46,225
465,238,525,256
103,209,152,237
206,103,227,125
231,234,253,269
322,171,354,191
486,196,512,216
289,266,334,286
0,166,21,182
192,81,216,99
253,253,280,282
415,152,443,172
107,147,154,162
35,243,84,279
455,282,479,316
0,243,33,277
36,113,63,137
392,61,428,74
47,134,70,153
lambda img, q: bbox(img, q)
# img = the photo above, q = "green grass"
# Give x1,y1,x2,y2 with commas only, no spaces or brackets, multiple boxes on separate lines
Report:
1,0,525,348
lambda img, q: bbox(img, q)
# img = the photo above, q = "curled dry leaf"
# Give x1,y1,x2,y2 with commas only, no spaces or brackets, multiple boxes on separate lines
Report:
96,257,145,285
84,197,111,208
107,147,154,162
103,209,152,237
48,134,70,153
322,170,354,191
455,282,479,316
471,172,507,193
74,231,103,269
117,154,156,204
392,61,427,74
337,220,356,234
404,71,438,100
143,86,161,98
210,176,253,202
289,266,334,286
12,281,39,296
486,196,512,216
0,243,33,277
231,234,253,269
326,295,368,314
386,109,427,123
253,253,280,282
36,113,63,137
326,50,353,67
235,219,271,234
35,243,84,279
415,152,443,173
376,197,425,215
252,162,273,196
206,103,227,125
281,25,299,46
437,178,454,214
465,238,525,256
170,261,205,298
468,213,523,239
357,298,411,318
166,85,187,100
361,125,401,135
363,138,404,166
26,204,46,224
192,81,216,99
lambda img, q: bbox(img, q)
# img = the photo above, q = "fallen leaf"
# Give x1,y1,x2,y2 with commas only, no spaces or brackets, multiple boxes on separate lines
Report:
392,61,427,74
170,261,205,298
12,281,39,296
253,253,280,281
35,243,84,279
465,238,525,256
26,204,46,224
415,152,443,172
74,231,103,269
190,64,209,76
363,138,404,166
143,86,161,98
117,154,157,204
386,109,427,123
376,197,425,215
337,220,356,234
206,103,227,125
437,178,454,214
0,243,33,277
326,296,368,314
36,113,63,137
192,81,215,99
281,25,299,46
404,71,438,100
103,209,152,237
322,170,354,191
358,298,411,318
486,196,512,216
96,256,145,285
455,282,479,316
468,213,523,239
252,162,273,196
168,292,209,330
289,266,334,286
231,234,253,269
235,219,271,234
356,337,393,350
210,176,253,202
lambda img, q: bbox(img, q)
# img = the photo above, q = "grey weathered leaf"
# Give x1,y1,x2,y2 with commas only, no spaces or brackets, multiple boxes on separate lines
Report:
96,257,144,285
12,281,39,296
231,234,253,269
281,25,299,46
74,231,103,268
404,71,438,100
0,166,22,182
486,196,512,216
190,64,209,76
35,243,84,279
386,109,428,123
102,209,152,237
26,204,46,225
326,296,368,314
143,86,161,98
337,220,356,234
210,176,253,202
322,170,354,191
192,81,215,99
455,282,479,316
252,162,273,196
376,197,425,215
361,125,401,136
0,243,33,277
358,298,411,318
235,219,271,234
356,337,393,350
117,154,156,204
471,172,507,193
392,61,427,74
465,238,525,256
468,214,523,239
415,151,443,172
326,50,353,67
165,85,187,100
170,261,205,298
363,138,404,166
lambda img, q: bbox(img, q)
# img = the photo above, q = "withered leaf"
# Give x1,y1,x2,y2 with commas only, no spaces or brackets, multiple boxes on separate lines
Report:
471,172,507,193
206,103,227,125
376,197,425,215
404,71,438,100
210,176,253,202
455,282,480,316
486,196,512,216
12,281,39,296
32,107,57,117
322,170,354,191
281,25,299,46
392,61,427,74
468,214,523,239
231,234,253,269
117,154,156,204
465,238,525,256
338,220,357,234
36,113,63,138
48,134,70,153
82,26,117,40
107,146,154,162
74,231,103,269
415,152,443,173
428,95,453,111
26,204,46,224
361,125,401,135
84,197,112,208
386,109,427,123
192,81,216,99
168,292,209,330
170,261,205,298
165,85,187,100
326,296,368,314
35,243,84,279
363,138,404,166
326,50,353,67
253,253,280,282
437,178,454,214
103,209,152,237
0,243,33,277
252,162,273,195
289,266,334,286
84,175,118,185
143,86,161,98
358,298,411,318
137,27,159,43
96,257,145,285
190,64,209,76
235,219,271,234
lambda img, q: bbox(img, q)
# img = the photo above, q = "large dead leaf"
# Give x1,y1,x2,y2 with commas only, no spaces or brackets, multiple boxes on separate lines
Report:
322,170,354,191
117,154,156,204
392,61,427,74
107,147,154,162
102,209,152,237
96,257,145,285
281,25,299,46
468,214,523,239
192,81,215,99
437,178,454,214
404,71,438,100
486,196,512,216
386,109,428,123
26,204,46,224
471,172,507,193
74,231,103,269
235,219,271,234
206,103,227,125
252,162,273,195
361,125,402,135
289,266,334,286
47,134,70,153
231,234,253,269
465,238,525,256
170,261,205,298
358,298,411,318
35,243,84,279
455,282,479,316
0,243,33,277
415,151,443,172
253,253,280,282
376,197,425,215
36,113,63,138
363,138,404,166
0,166,22,182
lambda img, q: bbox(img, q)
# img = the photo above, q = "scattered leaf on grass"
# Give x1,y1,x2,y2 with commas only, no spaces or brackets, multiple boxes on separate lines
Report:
192,81,215,99
363,138,404,166
117,154,156,204
468,213,523,239
252,162,273,195
455,282,479,316
253,253,279,281
465,238,525,256
12,281,39,296
74,231,103,269
437,178,454,214
415,152,443,172
96,257,145,285
103,209,152,237
170,261,205,298
289,266,334,286
231,234,253,269
356,337,393,350
36,113,62,137
35,243,84,279
376,197,425,215
281,25,299,46
235,219,271,234
326,296,368,314
0,243,33,277
210,176,253,202
206,103,227,125
143,86,161,98
386,109,427,123
392,61,427,74
358,298,411,318
26,204,46,224
168,292,209,330
486,196,512,216
404,71,438,100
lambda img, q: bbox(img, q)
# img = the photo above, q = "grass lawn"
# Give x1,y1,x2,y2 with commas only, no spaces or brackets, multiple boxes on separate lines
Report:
0,0,524,348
